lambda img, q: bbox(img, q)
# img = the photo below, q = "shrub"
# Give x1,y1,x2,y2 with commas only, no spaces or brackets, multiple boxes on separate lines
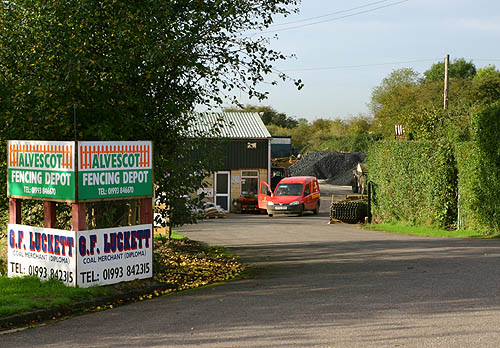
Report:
456,103,500,235
368,140,457,228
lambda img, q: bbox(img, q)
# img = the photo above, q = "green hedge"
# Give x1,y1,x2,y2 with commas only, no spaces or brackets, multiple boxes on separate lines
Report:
368,140,457,228
456,103,500,234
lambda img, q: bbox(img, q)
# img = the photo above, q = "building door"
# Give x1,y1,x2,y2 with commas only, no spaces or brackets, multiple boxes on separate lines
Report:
215,171,230,212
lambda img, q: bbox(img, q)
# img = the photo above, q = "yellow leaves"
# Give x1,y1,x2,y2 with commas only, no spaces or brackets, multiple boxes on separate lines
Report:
152,238,244,292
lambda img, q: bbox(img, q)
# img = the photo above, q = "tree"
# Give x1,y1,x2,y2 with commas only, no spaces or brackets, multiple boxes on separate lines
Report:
225,105,298,128
423,58,476,83
472,66,500,106
476,65,500,79
370,68,420,136
0,0,301,227
345,114,373,136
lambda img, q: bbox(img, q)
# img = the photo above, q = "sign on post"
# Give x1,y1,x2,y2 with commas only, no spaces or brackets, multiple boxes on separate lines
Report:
77,224,153,288
77,141,153,201
7,224,153,287
8,224,77,286
7,140,153,202
7,140,154,287
8,141,75,201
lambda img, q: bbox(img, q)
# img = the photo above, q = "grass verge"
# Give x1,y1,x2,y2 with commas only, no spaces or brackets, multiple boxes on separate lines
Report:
0,276,113,317
0,230,245,324
365,222,494,238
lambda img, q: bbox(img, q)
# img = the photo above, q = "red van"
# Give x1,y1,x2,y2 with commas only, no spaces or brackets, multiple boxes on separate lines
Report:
258,176,321,217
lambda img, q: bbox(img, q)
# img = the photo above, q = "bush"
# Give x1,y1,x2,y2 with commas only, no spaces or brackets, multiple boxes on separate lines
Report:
456,103,500,235
368,140,457,228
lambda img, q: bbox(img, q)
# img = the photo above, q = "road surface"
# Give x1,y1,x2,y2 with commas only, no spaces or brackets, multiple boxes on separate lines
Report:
2,185,500,347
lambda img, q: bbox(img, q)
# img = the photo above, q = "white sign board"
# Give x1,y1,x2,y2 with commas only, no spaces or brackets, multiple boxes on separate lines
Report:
7,224,77,286
76,224,153,288
196,187,214,198
231,176,240,185
7,224,153,288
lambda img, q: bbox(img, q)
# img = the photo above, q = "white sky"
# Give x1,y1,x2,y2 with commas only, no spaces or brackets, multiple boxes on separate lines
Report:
204,0,500,122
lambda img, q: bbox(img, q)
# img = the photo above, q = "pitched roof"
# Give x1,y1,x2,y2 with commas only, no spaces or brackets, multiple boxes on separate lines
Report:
189,112,271,139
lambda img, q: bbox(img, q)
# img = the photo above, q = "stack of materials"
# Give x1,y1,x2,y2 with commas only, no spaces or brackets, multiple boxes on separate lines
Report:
203,202,227,219
287,151,365,185
330,196,368,223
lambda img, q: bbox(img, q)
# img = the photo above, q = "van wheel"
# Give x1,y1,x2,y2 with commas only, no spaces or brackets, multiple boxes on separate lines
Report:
313,202,320,215
298,204,304,216
268,213,273,217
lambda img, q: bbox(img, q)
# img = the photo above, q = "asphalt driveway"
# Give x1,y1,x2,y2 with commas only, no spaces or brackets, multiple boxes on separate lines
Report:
3,186,500,347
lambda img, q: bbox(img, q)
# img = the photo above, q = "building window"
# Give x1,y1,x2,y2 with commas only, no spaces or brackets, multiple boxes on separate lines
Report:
241,170,259,196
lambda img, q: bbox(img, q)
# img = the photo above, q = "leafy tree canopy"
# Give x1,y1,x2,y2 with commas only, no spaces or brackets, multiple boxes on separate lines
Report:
476,65,500,79
369,68,421,136
369,58,500,139
0,0,301,226
423,58,476,83
471,66,500,106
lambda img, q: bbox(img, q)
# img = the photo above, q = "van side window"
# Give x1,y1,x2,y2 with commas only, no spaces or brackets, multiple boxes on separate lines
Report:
304,183,310,196
260,183,271,196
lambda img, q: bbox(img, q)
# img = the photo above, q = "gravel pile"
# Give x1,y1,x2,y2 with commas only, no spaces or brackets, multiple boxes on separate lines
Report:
287,151,365,185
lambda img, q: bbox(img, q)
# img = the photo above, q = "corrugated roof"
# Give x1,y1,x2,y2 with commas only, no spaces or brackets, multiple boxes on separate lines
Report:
188,112,271,139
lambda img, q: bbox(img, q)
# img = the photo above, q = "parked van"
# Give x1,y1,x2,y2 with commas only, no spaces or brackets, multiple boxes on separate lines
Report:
258,176,320,217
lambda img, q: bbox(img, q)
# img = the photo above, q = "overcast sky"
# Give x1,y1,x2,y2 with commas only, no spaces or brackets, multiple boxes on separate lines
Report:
207,0,500,122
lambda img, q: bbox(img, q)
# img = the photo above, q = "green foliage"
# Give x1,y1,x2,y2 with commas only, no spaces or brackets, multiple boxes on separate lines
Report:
369,59,497,140
0,208,7,240
456,103,500,235
365,222,485,238
368,140,457,228
267,116,376,154
370,68,421,137
367,60,500,233
476,65,500,79
345,114,373,136
0,0,300,227
423,58,476,82
455,142,483,232
471,68,500,106
0,276,113,317
319,133,380,153
401,105,472,142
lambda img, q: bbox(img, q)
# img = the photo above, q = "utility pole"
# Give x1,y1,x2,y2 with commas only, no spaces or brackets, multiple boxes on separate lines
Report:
443,54,449,110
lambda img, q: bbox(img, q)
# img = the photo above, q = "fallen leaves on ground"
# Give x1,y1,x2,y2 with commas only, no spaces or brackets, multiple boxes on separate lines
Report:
153,237,245,293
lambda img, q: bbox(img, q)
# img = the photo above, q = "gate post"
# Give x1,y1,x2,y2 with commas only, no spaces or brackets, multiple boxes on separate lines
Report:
139,198,153,224
9,198,21,224
44,201,57,228
72,203,87,231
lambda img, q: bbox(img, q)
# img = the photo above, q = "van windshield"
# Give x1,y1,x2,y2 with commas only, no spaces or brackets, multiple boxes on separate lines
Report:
274,183,303,196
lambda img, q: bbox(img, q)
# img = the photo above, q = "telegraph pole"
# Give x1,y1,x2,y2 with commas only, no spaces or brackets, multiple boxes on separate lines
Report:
443,54,449,110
